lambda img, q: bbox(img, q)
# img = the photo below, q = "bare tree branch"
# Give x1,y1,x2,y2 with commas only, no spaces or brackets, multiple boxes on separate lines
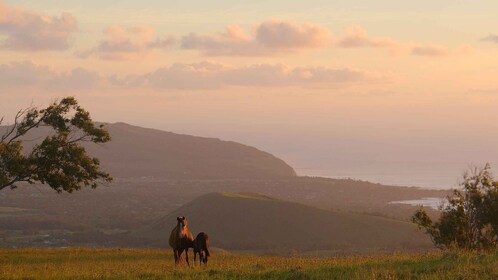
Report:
1,109,24,142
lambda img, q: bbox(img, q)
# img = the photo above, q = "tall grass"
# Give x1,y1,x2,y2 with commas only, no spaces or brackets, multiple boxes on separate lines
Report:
0,247,497,279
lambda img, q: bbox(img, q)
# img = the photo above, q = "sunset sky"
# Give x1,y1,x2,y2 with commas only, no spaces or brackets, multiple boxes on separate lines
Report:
1,0,498,187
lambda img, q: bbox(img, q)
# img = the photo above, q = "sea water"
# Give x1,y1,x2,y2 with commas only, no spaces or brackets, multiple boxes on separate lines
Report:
293,162,476,189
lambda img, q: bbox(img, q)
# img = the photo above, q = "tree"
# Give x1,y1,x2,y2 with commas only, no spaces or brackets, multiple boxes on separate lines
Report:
412,164,498,250
0,97,112,193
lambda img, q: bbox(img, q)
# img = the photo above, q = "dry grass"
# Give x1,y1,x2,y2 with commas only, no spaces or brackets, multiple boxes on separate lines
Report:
0,247,497,279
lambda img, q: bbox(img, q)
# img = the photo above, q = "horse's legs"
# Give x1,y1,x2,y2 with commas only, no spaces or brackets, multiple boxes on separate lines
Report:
185,248,190,266
194,250,197,264
173,249,178,265
178,248,184,263
199,251,204,265
203,250,208,265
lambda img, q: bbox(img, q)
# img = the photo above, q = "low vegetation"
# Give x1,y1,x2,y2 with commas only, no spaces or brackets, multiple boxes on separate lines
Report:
413,164,498,250
1,247,497,279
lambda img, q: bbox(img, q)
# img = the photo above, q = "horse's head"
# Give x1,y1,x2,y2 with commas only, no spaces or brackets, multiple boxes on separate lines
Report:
176,216,187,229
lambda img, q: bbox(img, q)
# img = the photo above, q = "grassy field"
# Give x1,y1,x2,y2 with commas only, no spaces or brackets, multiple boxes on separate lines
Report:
1,248,497,279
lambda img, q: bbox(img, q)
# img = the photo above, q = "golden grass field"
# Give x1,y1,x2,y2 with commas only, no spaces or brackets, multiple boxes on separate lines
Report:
1,248,497,279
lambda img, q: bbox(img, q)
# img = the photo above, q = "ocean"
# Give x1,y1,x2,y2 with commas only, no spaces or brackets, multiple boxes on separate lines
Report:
294,162,484,190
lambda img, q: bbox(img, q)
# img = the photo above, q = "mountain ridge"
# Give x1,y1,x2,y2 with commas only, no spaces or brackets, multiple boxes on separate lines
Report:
1,122,297,180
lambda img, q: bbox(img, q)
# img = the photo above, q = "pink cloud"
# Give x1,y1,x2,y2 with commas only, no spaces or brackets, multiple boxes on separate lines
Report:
337,26,399,49
223,64,388,87
114,61,225,90
255,20,331,49
181,20,331,56
411,45,451,57
481,34,498,43
336,26,469,58
0,2,77,51
0,60,393,91
116,61,393,90
181,26,262,56
78,25,175,60
0,61,101,90
409,43,474,57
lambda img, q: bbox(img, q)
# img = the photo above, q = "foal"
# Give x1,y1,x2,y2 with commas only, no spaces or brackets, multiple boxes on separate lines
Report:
193,232,210,265
168,216,194,265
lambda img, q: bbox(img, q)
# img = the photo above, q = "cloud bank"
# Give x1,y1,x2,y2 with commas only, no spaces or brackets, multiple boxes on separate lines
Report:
0,61,393,91
481,34,498,43
0,2,77,51
411,45,451,57
181,20,331,56
74,18,461,60
337,26,399,49
78,25,175,60
0,61,100,90
114,62,393,90
336,26,468,57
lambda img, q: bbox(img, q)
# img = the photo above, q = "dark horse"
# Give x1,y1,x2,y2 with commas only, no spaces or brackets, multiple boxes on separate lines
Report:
193,232,210,265
169,216,194,265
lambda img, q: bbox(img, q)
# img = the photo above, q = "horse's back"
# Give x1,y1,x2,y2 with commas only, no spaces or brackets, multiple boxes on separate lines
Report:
194,232,209,251
203,232,209,248
198,232,209,243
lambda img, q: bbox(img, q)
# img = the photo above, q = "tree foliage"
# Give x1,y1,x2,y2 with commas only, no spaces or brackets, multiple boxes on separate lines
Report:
0,97,112,192
412,164,498,250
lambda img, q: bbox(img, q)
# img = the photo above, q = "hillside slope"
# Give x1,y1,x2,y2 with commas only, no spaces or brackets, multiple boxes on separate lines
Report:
140,192,432,252
1,122,296,179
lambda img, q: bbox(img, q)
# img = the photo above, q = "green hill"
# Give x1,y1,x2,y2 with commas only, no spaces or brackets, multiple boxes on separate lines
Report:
139,192,432,252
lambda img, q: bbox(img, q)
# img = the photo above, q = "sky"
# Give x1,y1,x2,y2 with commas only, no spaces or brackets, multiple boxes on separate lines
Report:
1,0,498,188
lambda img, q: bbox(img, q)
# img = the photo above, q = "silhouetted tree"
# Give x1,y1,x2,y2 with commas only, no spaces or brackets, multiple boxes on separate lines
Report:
412,164,498,250
0,97,112,192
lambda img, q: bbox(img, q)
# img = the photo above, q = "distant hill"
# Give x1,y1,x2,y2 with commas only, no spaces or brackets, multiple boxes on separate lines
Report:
139,192,432,252
1,122,296,179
